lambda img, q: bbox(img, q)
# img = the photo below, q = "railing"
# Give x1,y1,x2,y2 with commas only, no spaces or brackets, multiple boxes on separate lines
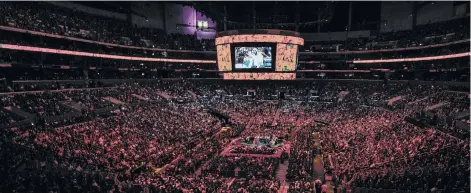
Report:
297,70,370,72
352,52,470,63
1,25,467,55
0,44,215,63
217,29,301,37
302,39,469,55
0,79,469,92
2,42,467,64
0,86,117,95
0,26,216,54
351,186,469,193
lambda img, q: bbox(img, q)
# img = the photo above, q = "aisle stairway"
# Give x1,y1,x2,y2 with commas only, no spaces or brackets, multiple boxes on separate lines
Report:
325,176,336,193
102,96,126,105
276,160,289,186
155,90,173,100
271,109,281,126
59,101,87,112
193,160,210,176
226,178,235,187
4,106,35,119
278,185,289,193
425,102,449,111
188,90,199,99
131,94,149,101
408,96,428,105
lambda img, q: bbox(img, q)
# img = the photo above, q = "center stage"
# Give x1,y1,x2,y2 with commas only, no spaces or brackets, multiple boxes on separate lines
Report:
220,137,291,158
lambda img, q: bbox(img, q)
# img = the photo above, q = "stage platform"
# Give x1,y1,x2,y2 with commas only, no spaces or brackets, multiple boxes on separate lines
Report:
220,137,290,158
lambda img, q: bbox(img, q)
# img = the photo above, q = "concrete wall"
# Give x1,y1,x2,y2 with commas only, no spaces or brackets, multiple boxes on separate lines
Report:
380,2,414,33
47,2,127,21
131,2,165,29
380,2,467,33
301,30,370,42
48,2,163,29
416,2,454,25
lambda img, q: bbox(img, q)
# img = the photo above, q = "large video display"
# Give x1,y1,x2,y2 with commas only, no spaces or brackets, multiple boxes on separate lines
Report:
215,34,304,45
223,73,296,80
215,32,304,77
217,44,232,71
234,46,273,69
275,44,298,71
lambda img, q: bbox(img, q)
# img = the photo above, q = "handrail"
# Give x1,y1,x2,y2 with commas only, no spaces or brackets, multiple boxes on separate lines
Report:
300,39,470,55
299,52,469,64
297,70,370,73
0,44,216,63
352,52,470,63
1,25,468,55
0,26,216,54
1,43,467,64
0,86,117,95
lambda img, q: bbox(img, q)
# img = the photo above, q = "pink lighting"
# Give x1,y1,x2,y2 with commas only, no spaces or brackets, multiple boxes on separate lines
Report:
0,44,216,64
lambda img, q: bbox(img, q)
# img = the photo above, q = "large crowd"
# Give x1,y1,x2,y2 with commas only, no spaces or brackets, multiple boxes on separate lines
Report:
304,17,470,52
0,81,468,193
0,2,216,51
0,1,469,192
0,1,469,68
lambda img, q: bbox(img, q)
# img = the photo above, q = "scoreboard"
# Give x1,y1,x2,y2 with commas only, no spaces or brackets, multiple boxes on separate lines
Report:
216,30,304,80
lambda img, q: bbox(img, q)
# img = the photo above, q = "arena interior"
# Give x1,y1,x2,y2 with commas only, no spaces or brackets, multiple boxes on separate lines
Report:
0,1,470,193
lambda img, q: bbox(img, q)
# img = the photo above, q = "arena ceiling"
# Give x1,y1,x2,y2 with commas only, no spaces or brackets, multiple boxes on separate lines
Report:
188,1,381,32
75,1,383,32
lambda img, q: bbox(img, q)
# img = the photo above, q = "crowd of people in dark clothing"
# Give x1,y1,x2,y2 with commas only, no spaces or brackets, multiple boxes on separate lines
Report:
0,2,216,51
0,1,469,192
0,81,468,193
0,1,469,64
304,17,470,52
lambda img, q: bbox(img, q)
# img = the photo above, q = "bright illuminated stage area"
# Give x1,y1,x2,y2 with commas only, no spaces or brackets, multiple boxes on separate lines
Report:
220,137,290,158
241,136,283,148
216,29,304,80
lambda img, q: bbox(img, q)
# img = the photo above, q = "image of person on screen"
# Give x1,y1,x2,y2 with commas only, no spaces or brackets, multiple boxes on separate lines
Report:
245,48,270,68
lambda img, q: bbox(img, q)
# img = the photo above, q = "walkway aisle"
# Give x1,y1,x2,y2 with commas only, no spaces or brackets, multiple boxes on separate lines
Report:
154,90,173,100
271,108,281,126
188,90,199,99
278,185,289,193
311,131,328,192
312,154,325,181
226,178,236,187
159,154,184,175
276,160,290,191
324,174,336,193
102,96,126,105
193,161,209,176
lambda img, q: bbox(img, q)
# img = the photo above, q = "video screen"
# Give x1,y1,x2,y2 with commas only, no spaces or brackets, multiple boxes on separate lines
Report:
276,44,298,71
234,47,272,69
217,44,232,71
223,72,296,80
